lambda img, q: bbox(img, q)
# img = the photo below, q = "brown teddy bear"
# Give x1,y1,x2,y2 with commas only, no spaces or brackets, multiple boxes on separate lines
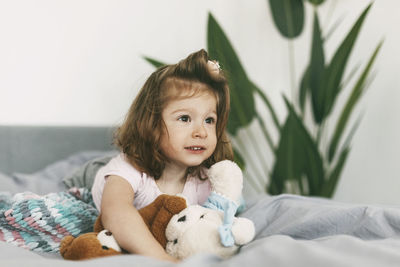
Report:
60,194,187,260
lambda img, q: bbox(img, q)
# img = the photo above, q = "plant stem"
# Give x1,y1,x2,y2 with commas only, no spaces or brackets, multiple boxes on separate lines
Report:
322,0,338,31
246,126,271,177
288,40,296,104
253,84,281,131
234,138,266,191
256,113,276,153
316,121,325,147
296,176,305,195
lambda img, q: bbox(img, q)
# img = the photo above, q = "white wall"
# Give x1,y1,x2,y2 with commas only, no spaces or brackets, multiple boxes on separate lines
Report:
0,0,399,205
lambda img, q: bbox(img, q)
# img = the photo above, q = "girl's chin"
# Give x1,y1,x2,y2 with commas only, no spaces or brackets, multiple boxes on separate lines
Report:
183,158,208,168
166,159,204,169
167,152,212,169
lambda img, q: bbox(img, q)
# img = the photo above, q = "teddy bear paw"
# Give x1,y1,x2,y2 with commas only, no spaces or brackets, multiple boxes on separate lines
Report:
231,217,255,245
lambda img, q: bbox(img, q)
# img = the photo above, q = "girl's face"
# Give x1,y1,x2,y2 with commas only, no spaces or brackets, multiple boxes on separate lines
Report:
160,87,218,170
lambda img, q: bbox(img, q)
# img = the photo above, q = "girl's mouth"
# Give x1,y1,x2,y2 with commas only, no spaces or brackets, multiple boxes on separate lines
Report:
185,146,205,151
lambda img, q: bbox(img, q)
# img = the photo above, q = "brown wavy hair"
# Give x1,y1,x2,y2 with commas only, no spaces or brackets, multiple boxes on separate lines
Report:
115,49,233,179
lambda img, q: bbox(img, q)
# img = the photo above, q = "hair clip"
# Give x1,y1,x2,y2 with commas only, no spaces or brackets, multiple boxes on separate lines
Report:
207,60,221,74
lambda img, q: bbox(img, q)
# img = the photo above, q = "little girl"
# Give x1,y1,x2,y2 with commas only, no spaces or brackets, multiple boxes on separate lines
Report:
91,49,233,262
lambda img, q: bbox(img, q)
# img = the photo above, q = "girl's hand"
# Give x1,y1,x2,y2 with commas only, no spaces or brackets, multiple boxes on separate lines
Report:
101,176,180,263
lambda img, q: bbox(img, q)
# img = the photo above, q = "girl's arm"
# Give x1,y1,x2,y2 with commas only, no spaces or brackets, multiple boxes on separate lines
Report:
100,175,177,262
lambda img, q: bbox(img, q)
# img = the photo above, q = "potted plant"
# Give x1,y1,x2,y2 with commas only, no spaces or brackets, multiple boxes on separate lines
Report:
145,0,382,198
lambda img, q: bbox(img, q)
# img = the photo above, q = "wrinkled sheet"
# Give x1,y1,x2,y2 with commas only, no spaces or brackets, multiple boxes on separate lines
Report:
1,194,400,266
242,194,400,240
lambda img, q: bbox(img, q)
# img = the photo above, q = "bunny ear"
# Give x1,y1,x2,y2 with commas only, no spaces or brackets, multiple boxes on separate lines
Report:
231,218,255,245
207,160,243,203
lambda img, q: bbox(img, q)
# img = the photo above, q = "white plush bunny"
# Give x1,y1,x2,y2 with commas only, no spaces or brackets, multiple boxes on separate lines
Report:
165,160,255,259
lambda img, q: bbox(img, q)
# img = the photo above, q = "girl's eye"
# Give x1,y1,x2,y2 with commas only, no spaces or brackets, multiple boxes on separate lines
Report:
178,115,190,122
205,117,216,124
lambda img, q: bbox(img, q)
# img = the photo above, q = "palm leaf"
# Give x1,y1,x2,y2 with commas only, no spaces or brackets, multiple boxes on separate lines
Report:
143,57,166,68
318,3,372,123
207,13,256,136
299,12,343,113
299,66,310,113
323,13,345,41
328,41,383,162
308,0,325,6
309,11,326,124
269,97,325,196
321,147,350,197
268,0,305,38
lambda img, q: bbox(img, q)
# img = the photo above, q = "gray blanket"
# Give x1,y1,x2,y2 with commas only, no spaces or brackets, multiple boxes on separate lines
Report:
243,194,400,240
1,150,400,266
2,194,400,267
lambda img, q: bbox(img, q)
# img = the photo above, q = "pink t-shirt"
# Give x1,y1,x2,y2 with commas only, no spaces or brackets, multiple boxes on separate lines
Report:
91,153,211,211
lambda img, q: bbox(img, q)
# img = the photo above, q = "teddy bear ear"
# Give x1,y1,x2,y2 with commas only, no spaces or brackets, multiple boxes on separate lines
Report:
93,216,104,232
150,195,187,248
231,218,255,245
175,194,188,205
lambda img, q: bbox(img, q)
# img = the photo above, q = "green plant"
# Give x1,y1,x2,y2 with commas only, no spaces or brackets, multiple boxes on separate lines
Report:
144,0,382,198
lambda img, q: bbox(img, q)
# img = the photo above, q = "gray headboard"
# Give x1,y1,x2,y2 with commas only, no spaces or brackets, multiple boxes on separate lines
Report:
0,126,115,175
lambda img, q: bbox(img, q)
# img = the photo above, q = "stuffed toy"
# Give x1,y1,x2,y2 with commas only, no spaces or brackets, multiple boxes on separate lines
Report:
165,160,255,259
60,194,187,260
60,160,255,260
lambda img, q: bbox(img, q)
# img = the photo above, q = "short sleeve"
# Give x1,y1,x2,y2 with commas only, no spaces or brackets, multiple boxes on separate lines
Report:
91,153,144,210
102,154,144,192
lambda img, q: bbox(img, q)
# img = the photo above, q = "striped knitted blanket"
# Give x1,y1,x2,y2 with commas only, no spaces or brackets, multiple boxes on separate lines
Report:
0,188,98,253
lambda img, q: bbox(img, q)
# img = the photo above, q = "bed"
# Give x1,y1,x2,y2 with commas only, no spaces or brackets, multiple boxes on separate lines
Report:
1,126,400,267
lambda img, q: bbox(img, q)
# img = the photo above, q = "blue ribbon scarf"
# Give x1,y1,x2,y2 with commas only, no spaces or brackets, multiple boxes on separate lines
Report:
203,192,244,247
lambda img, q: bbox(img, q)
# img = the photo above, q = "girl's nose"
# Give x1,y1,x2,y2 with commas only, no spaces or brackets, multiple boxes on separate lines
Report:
192,124,208,138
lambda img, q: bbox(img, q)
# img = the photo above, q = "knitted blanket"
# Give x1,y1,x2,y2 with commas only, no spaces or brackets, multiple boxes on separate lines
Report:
0,188,98,253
